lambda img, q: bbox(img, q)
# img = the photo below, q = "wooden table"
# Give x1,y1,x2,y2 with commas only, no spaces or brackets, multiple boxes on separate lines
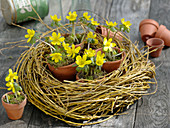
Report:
0,0,170,127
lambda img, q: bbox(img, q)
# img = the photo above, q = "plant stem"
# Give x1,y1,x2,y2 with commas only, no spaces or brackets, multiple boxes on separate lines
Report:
6,94,9,103
15,92,17,98
107,28,110,39
113,30,118,40
112,49,115,61
88,42,90,50
72,22,75,41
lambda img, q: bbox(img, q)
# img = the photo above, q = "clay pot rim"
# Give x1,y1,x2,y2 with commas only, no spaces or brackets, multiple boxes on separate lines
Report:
139,19,159,31
155,25,167,38
1,92,27,107
146,38,164,48
47,62,76,69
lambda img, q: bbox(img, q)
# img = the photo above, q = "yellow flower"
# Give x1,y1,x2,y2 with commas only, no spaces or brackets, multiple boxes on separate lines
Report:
84,48,95,58
121,18,132,29
6,81,15,93
66,11,77,21
91,18,100,26
50,53,62,63
62,42,69,51
66,44,81,58
106,21,117,27
50,14,61,22
5,68,18,82
25,29,35,43
50,32,65,46
103,37,116,51
83,12,91,21
76,54,92,68
96,51,105,66
86,31,96,39
86,32,98,44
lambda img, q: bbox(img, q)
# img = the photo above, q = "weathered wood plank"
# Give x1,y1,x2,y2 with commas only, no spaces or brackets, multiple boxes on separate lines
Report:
28,107,75,128
0,120,27,128
62,0,72,20
0,0,154,128
134,0,170,127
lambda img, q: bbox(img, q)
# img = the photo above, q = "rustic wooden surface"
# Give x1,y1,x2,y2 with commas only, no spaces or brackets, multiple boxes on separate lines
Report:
0,0,169,127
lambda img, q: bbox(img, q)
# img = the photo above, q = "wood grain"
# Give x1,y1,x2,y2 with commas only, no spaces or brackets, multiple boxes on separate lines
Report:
2,0,170,128
134,0,170,127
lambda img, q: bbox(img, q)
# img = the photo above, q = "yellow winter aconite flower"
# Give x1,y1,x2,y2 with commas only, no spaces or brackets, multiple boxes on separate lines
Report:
96,51,105,66
66,11,77,21
103,37,116,51
91,18,100,26
86,31,96,39
5,68,18,82
50,14,61,22
50,32,65,46
121,18,132,29
84,48,95,58
25,29,35,43
6,80,15,93
83,12,91,21
62,42,70,51
66,44,81,58
106,21,118,27
86,32,98,44
50,53,62,63
76,54,92,68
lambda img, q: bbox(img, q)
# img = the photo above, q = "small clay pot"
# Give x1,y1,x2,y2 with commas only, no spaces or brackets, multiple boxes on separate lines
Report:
96,26,123,41
1,92,27,120
139,19,159,42
96,47,126,73
47,63,77,82
146,38,164,57
155,25,170,46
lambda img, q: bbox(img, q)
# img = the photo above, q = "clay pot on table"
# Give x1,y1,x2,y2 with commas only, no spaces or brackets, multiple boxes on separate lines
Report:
47,63,77,82
155,25,170,47
139,19,159,42
1,92,27,120
146,38,164,58
96,25,123,41
96,47,126,73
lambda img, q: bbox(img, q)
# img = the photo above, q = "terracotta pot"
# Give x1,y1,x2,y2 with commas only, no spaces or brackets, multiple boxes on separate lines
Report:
146,38,164,58
139,19,159,42
96,25,123,41
1,92,27,120
96,47,126,73
47,63,77,82
155,25,170,46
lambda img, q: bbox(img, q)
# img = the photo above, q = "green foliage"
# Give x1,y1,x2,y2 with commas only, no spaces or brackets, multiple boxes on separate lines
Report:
4,93,25,104
14,82,22,92
29,32,41,44
119,24,130,33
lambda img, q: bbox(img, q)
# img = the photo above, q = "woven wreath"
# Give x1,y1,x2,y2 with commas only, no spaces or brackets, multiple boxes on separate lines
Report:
13,31,157,126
